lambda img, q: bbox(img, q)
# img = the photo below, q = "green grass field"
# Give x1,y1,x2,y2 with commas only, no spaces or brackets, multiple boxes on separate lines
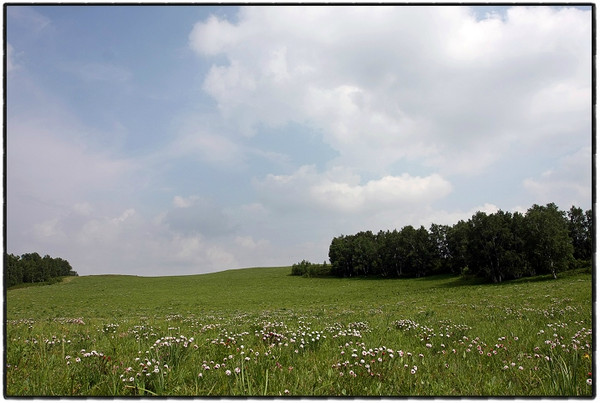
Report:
5,267,593,396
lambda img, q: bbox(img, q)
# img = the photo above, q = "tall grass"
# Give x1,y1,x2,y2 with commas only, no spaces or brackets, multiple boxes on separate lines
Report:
5,267,593,396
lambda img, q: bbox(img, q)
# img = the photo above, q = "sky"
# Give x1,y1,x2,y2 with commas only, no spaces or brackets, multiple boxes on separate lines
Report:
6,4,593,276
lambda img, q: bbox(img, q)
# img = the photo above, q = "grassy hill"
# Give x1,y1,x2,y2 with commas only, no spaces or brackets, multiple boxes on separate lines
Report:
5,267,593,396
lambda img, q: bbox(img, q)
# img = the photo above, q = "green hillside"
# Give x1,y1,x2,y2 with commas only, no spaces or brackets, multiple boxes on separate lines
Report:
5,268,593,396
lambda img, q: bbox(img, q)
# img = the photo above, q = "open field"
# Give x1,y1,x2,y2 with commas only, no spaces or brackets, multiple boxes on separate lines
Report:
5,267,593,396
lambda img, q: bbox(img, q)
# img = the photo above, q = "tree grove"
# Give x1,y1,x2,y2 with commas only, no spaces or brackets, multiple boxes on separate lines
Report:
311,203,592,283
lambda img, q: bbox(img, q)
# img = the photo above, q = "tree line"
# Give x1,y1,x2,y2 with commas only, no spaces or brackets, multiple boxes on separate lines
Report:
293,203,592,283
5,252,78,288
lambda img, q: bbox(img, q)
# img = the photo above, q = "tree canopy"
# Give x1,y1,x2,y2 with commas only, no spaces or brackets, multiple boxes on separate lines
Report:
5,253,77,288
295,203,591,283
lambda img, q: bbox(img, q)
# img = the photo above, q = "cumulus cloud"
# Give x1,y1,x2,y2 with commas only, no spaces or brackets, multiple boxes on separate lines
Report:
7,114,142,258
173,195,198,208
18,198,255,275
190,6,591,175
255,164,452,215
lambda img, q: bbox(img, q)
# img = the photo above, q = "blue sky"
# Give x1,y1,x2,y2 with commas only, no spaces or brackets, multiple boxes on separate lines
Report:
6,5,592,276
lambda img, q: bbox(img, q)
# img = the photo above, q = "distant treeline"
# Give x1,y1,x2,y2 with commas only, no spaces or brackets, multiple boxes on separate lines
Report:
5,252,78,288
293,203,592,283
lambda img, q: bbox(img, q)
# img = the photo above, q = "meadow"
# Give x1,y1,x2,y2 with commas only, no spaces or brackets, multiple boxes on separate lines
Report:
4,267,593,396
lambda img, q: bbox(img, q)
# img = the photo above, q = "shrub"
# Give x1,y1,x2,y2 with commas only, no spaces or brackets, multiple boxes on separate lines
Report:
291,260,331,277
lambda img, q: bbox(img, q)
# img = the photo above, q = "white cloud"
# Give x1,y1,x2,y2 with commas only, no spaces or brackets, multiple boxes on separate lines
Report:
113,208,136,224
190,6,591,175
173,195,199,208
6,72,150,270
256,165,452,214
189,14,240,56
6,110,145,262
20,202,243,275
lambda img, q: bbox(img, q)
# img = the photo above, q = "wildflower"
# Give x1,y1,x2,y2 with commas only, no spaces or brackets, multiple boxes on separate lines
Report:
587,378,593,386
284,389,290,394
235,367,241,374
518,366,524,371
225,370,232,376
